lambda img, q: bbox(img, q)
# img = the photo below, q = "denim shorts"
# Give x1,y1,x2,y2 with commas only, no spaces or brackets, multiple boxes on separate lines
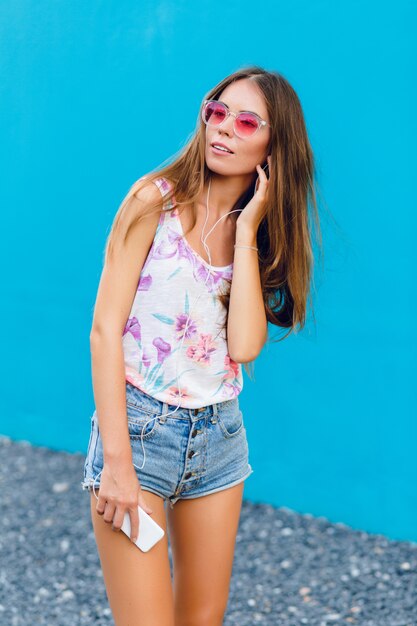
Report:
81,382,254,509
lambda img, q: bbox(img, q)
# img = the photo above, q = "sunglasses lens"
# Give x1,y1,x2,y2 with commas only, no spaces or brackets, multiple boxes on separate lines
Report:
235,113,260,137
202,101,261,137
202,101,227,125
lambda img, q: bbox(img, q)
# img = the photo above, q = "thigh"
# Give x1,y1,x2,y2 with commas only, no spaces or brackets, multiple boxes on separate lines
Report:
90,490,175,626
167,482,244,626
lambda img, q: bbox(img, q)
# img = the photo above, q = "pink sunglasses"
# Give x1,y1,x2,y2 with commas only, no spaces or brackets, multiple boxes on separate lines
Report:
201,99,271,139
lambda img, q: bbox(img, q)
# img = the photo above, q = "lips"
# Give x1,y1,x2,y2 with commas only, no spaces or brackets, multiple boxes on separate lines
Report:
210,142,234,154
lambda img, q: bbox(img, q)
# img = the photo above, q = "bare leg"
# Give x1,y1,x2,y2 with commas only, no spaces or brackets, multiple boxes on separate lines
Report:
90,489,175,626
167,482,245,626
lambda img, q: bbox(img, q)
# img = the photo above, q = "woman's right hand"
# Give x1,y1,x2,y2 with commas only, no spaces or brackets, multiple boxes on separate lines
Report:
95,461,154,543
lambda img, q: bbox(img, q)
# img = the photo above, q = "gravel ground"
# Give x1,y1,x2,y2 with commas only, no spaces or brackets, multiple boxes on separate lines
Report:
1,435,416,626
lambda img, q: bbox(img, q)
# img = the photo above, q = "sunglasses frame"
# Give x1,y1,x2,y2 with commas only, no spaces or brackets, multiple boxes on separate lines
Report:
201,99,271,138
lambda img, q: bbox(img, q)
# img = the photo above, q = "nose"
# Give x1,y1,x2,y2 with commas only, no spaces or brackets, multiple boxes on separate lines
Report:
217,113,234,136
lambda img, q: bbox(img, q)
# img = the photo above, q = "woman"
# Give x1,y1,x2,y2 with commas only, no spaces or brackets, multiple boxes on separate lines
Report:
81,65,321,625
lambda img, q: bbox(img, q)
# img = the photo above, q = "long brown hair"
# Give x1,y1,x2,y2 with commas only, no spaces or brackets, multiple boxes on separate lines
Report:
105,65,323,374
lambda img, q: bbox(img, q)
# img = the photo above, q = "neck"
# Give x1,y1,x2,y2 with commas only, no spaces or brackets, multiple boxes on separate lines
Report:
198,172,254,221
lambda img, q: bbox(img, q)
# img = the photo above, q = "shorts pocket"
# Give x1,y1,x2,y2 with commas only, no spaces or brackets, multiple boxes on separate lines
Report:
217,405,244,438
126,381,161,416
127,402,160,440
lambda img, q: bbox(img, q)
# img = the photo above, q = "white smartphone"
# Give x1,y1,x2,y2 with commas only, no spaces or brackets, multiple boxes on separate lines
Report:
120,505,165,552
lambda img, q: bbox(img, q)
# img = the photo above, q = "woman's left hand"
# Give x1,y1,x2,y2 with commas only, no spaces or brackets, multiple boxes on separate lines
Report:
236,155,271,231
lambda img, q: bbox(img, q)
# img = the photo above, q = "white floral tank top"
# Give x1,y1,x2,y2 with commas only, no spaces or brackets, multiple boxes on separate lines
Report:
122,176,243,408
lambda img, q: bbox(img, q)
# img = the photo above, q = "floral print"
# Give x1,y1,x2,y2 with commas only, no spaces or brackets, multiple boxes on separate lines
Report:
122,176,243,408
185,333,218,364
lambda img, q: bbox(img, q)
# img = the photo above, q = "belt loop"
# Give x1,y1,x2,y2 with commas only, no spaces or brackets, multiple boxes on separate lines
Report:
159,402,168,423
210,402,218,424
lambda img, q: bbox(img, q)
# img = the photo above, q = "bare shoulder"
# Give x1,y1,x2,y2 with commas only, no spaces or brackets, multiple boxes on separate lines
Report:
104,176,166,262
131,176,165,215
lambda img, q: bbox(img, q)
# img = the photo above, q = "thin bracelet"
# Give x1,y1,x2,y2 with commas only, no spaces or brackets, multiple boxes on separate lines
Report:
234,244,259,251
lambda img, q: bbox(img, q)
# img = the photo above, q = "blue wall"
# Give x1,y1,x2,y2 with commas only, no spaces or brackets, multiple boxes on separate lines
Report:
1,1,416,542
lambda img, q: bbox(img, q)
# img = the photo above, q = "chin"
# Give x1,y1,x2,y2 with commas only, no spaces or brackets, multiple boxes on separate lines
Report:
205,159,229,176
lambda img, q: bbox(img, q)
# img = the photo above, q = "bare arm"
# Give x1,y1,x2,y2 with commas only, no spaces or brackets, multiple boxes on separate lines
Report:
89,180,162,537
90,182,162,462
227,222,268,363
